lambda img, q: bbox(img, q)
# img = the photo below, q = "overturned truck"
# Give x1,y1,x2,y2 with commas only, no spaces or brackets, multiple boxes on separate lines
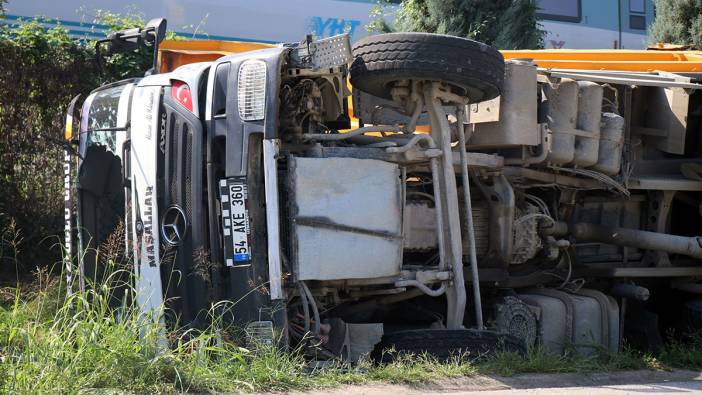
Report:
65,20,702,359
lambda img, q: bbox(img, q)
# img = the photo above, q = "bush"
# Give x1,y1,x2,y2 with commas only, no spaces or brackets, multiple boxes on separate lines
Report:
0,21,98,270
368,0,544,50
0,13,152,272
649,0,702,48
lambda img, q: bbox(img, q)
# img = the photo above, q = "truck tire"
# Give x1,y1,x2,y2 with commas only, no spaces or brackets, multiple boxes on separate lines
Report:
350,32,504,103
371,329,526,363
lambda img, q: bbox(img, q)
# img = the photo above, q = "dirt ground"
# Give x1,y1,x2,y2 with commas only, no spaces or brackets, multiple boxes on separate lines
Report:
286,369,702,395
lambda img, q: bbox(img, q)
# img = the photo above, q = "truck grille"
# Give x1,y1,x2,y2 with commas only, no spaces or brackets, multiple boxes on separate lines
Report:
160,93,208,328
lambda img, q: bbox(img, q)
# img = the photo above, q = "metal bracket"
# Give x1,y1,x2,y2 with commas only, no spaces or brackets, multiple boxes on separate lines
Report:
288,33,352,70
263,139,285,300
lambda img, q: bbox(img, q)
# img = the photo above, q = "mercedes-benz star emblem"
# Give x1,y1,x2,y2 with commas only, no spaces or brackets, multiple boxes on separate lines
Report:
161,205,187,246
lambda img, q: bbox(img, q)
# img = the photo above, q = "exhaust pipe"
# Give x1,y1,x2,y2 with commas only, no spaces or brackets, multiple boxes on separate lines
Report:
546,222,702,259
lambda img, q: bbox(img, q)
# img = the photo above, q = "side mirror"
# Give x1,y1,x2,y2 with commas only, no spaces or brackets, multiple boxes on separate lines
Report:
106,28,141,54
142,18,167,46
95,18,168,77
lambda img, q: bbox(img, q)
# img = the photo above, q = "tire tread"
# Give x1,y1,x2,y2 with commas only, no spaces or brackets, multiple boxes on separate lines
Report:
350,33,504,101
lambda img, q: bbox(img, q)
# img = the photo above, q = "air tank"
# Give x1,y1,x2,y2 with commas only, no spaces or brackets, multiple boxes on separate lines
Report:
573,81,603,167
544,78,578,165
590,112,625,175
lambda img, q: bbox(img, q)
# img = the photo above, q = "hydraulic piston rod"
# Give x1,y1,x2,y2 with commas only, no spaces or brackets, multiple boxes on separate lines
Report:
456,106,484,330
424,82,467,329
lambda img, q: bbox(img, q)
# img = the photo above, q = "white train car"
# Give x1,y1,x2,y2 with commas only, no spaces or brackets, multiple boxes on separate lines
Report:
537,0,653,49
4,0,386,43
5,1,653,52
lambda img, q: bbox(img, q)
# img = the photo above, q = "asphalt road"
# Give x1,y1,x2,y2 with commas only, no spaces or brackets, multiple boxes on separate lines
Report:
460,380,702,394
293,369,702,395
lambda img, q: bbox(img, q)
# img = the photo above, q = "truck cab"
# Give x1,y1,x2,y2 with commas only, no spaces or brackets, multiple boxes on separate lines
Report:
67,55,213,326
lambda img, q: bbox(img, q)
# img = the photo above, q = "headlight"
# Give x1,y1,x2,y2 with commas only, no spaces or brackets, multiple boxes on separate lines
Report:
237,60,267,121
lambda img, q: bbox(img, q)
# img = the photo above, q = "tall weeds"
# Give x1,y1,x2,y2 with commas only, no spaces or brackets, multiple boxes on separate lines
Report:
0,258,315,393
5,262,702,393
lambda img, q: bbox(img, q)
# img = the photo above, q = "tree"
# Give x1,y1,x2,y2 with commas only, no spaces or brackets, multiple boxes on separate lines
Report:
368,0,544,50
0,12,169,270
649,0,702,49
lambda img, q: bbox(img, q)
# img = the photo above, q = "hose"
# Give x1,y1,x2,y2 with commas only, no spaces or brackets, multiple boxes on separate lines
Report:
514,213,556,227
550,166,630,196
299,281,320,334
297,282,311,333
395,280,446,297
386,133,437,153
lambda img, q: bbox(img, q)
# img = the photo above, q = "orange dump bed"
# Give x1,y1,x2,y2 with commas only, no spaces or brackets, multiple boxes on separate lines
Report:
158,40,276,73
159,39,702,74
501,49,702,73
157,39,702,132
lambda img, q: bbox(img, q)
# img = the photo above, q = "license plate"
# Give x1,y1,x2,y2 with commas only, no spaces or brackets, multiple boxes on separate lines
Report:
220,177,252,266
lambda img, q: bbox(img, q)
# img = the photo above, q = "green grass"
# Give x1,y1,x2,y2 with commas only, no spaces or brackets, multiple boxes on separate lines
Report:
479,347,654,376
0,270,309,393
0,266,487,392
2,270,702,393
658,335,702,370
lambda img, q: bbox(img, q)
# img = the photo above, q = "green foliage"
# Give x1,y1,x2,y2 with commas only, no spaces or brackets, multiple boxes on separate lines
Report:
649,0,702,49
3,247,702,392
0,265,303,392
368,0,544,49
0,260,475,392
4,263,702,393
92,10,155,79
0,21,99,269
481,346,651,376
658,334,702,369
0,13,158,271
366,3,395,34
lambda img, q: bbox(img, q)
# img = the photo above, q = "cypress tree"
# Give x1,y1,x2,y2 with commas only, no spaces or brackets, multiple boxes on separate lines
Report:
369,0,544,49
649,0,702,48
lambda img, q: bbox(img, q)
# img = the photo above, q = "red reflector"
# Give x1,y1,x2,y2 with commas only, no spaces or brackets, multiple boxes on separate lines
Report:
171,80,193,112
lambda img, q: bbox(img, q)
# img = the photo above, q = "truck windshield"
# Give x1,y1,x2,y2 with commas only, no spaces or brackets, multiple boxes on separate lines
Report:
80,83,132,157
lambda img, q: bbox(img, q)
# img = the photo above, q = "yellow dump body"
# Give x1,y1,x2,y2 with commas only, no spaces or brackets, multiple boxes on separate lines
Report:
501,49,702,73
157,39,702,133
158,40,276,73
159,39,702,74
